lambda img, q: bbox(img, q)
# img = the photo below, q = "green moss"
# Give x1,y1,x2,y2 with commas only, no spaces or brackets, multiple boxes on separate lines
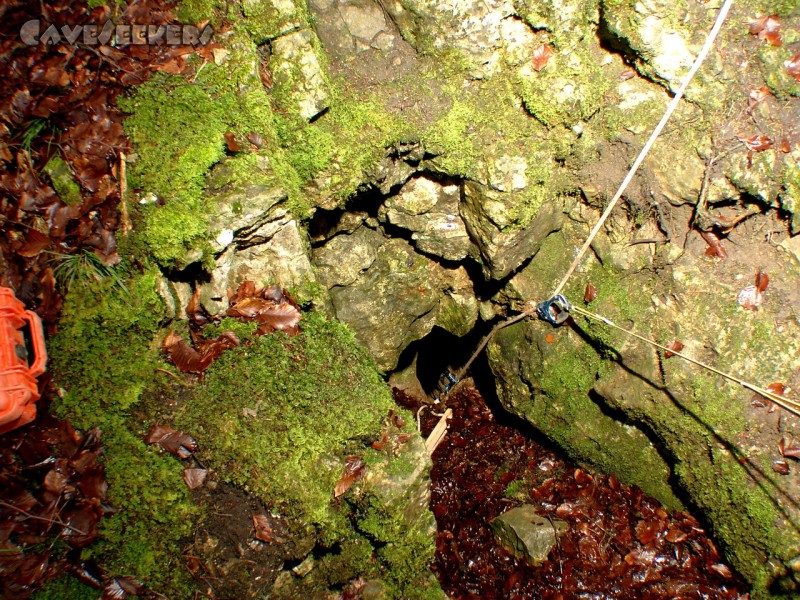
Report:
517,42,613,129
85,428,199,593
780,160,800,232
44,154,82,206
119,77,227,266
302,85,410,203
240,0,309,44
118,32,285,267
177,312,398,538
49,268,199,596
50,268,166,419
758,45,800,98
422,73,573,227
352,445,440,599
176,0,222,23
203,316,260,342
33,575,99,600
669,428,779,590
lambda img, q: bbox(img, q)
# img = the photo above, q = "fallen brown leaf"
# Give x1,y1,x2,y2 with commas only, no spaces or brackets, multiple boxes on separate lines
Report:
755,270,769,293
749,15,782,46
788,54,800,82
254,303,302,336
163,331,214,373
531,44,554,71
252,513,274,542
741,134,773,152
334,456,367,498
17,230,51,257
223,131,241,152
101,576,145,599
144,424,198,459
773,459,790,475
183,468,208,490
664,340,684,358
710,563,733,578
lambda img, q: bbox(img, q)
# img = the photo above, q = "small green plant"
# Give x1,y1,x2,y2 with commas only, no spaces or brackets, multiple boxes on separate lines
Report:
19,118,49,152
48,250,127,293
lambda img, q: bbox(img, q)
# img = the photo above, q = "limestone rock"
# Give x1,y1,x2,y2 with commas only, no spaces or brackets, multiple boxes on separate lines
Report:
381,0,538,78
436,266,478,338
362,435,435,534
312,225,384,288
600,0,697,90
271,28,330,120
202,217,316,314
368,143,425,196
242,0,304,41
461,182,563,280
379,176,473,262
208,186,288,254
491,505,566,566
310,0,394,56
155,276,193,321
327,238,445,370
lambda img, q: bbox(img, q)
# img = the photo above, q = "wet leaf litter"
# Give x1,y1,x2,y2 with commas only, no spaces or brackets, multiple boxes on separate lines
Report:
396,386,749,598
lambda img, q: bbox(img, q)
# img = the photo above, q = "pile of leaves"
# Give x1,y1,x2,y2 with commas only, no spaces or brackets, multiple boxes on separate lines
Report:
0,0,217,323
163,281,302,374
0,406,143,599
395,386,749,599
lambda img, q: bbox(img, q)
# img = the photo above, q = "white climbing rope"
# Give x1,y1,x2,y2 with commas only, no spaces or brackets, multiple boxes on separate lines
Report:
551,0,737,298
570,305,800,417
450,0,752,405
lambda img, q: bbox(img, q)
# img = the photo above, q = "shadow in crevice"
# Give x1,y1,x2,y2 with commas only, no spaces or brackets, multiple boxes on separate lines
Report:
595,3,640,70
395,324,495,395
161,260,212,284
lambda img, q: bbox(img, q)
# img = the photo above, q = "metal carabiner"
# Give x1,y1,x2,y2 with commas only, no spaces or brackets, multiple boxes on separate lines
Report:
535,294,573,325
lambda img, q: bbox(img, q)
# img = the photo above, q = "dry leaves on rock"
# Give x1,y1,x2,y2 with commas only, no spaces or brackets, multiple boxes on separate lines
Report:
749,15,782,46
334,456,367,498
737,270,769,311
144,424,198,459
531,44,554,71
664,340,684,358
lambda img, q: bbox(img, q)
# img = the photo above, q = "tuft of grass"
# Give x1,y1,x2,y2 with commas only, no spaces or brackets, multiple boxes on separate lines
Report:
48,250,128,293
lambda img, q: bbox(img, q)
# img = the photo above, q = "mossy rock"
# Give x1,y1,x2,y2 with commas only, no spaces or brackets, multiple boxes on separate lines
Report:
176,312,442,596
49,268,199,597
491,213,800,596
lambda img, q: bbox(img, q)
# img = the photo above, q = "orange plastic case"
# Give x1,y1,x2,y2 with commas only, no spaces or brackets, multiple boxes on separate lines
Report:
0,287,47,435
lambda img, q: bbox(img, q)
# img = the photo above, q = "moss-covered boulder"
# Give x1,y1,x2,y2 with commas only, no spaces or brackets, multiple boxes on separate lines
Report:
488,214,800,597
49,269,200,596
176,312,443,598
